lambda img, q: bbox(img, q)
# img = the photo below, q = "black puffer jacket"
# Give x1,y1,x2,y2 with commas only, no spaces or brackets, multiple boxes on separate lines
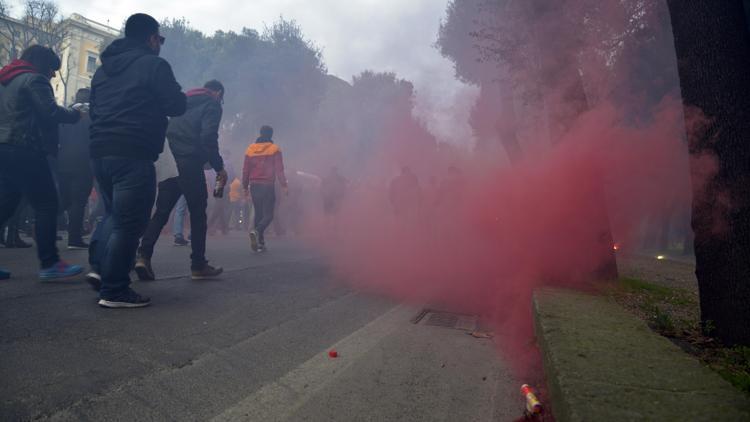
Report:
89,38,186,161
166,88,224,171
0,62,80,155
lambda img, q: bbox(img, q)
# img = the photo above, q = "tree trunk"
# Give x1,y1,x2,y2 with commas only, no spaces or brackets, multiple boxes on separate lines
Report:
667,0,750,345
495,79,523,164
547,65,619,280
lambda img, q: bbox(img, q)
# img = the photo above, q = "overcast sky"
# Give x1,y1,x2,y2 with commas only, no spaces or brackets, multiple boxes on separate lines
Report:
10,0,478,145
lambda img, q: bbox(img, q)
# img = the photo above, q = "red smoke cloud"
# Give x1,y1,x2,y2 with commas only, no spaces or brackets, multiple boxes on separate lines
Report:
302,96,710,377
295,1,716,378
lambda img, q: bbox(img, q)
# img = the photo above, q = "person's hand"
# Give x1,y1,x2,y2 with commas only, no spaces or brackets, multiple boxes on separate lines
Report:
71,102,89,115
243,187,250,200
216,169,228,184
282,185,289,196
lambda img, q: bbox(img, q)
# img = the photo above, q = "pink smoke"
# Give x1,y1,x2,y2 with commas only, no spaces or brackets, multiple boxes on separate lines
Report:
294,1,717,378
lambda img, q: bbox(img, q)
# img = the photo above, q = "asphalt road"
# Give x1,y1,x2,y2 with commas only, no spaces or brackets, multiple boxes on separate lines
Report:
1,232,523,421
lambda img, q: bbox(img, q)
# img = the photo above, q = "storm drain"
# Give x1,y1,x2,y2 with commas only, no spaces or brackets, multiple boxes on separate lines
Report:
413,309,478,331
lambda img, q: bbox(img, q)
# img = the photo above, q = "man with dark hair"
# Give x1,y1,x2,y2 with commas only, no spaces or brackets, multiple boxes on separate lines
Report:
58,88,93,249
242,125,288,252
88,13,186,308
0,45,83,280
135,80,227,281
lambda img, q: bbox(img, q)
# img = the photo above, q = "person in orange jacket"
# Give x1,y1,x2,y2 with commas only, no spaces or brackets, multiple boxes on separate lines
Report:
242,125,287,252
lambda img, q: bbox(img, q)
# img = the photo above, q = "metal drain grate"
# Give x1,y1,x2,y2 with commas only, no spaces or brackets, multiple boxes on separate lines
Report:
416,309,478,331
426,312,459,327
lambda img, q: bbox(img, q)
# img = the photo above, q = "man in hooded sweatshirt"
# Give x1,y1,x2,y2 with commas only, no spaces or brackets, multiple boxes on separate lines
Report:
87,13,186,308
0,45,83,281
242,125,288,252
135,80,227,281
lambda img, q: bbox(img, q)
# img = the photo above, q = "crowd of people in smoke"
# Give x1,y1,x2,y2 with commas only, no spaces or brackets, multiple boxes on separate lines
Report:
0,11,457,309
0,13,306,308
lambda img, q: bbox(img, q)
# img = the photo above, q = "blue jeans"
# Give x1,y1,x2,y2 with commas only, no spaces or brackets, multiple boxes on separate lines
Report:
0,145,60,268
173,195,187,237
89,157,156,299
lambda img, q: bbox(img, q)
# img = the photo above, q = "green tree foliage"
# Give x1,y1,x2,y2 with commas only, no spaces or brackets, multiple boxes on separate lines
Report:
159,17,328,161
306,70,437,178
158,18,436,179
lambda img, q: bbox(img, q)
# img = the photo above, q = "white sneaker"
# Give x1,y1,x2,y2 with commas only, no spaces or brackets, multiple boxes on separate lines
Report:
85,271,101,291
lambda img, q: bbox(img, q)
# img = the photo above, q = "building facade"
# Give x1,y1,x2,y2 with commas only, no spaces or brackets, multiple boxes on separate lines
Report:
0,12,119,105
51,14,120,105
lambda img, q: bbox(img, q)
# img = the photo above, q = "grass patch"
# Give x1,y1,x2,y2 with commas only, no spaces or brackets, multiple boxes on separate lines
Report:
604,277,750,396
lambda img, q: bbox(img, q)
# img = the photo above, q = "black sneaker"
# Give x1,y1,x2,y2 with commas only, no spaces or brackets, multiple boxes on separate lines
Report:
249,230,259,252
134,256,156,281
67,240,89,250
191,264,223,280
85,271,101,291
98,289,151,308
173,236,189,246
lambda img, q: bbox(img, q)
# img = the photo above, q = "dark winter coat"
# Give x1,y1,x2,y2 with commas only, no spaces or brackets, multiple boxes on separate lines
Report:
166,88,224,171
58,115,92,176
89,38,186,161
0,60,80,155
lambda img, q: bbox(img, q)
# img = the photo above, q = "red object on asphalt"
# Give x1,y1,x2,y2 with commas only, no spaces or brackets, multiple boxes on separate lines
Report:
328,349,338,358
520,384,543,414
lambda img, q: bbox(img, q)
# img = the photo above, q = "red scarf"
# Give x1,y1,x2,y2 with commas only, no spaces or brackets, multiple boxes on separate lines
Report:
0,59,38,85
186,87,221,101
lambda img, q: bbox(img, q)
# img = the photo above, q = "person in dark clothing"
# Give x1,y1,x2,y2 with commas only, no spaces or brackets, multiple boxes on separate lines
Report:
242,125,288,252
87,13,186,308
0,45,84,280
135,80,227,281
1,200,32,248
321,166,348,216
388,166,422,218
58,88,94,249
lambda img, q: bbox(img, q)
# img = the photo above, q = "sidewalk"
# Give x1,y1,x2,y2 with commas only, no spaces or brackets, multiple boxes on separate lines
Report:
533,288,750,421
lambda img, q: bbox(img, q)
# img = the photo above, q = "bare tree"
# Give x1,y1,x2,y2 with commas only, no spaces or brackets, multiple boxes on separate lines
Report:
0,0,72,103
0,0,23,64
22,0,73,104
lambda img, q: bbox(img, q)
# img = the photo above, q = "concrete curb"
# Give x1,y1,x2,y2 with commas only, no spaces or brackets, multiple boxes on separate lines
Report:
533,288,750,421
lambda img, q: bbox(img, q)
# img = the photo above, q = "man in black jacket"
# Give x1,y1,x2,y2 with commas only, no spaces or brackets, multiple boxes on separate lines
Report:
136,80,227,281
58,88,93,250
88,13,186,308
0,45,83,281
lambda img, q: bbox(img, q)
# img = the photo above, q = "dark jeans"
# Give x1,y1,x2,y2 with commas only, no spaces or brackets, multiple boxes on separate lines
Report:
0,145,60,268
139,158,209,269
59,171,93,242
250,183,276,244
89,157,156,299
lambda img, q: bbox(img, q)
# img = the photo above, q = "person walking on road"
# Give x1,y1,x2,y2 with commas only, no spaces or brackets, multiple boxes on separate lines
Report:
172,195,189,246
0,45,84,280
58,88,94,250
242,125,287,252
88,13,186,308
135,80,226,281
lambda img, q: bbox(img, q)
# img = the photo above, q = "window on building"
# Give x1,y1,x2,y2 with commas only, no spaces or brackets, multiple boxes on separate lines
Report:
86,53,98,74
